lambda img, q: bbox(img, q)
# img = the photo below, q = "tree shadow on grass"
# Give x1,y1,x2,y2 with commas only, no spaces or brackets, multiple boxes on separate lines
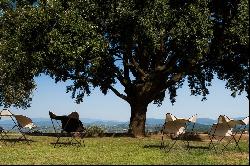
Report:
0,138,36,144
143,144,210,151
50,142,83,147
143,144,163,149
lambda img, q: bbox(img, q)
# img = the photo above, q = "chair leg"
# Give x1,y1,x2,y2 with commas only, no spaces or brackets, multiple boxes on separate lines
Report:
71,133,83,147
54,133,62,148
0,131,9,145
15,134,30,145
185,140,190,151
82,139,85,147
221,136,234,152
234,125,248,153
209,136,230,153
160,135,165,149
165,139,178,153
67,137,72,145
208,136,218,153
234,141,242,153
0,131,9,139
53,132,84,147
80,132,85,147
73,137,82,146
178,133,189,151
216,136,228,152
232,135,242,153
208,140,216,152
69,136,79,146
14,128,30,145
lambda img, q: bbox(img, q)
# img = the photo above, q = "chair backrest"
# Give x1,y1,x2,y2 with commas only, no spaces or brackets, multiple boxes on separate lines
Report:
242,116,249,125
14,115,36,129
163,121,186,136
218,115,232,124
0,109,14,116
208,123,233,137
165,113,177,122
209,115,249,137
163,113,191,136
208,115,234,137
68,112,79,119
189,114,198,123
62,117,84,133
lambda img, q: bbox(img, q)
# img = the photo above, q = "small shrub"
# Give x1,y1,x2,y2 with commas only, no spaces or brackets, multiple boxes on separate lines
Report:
85,125,104,137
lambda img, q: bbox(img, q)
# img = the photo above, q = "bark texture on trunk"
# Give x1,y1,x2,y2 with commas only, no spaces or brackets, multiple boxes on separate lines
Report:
128,102,148,137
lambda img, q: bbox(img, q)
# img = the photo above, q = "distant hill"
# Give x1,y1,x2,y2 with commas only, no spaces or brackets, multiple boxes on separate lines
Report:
145,118,217,125
146,118,164,125
0,117,235,126
82,119,128,126
0,117,128,130
0,117,247,130
196,118,217,125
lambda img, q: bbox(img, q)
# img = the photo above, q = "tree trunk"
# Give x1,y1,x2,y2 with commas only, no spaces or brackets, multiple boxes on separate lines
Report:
128,101,148,137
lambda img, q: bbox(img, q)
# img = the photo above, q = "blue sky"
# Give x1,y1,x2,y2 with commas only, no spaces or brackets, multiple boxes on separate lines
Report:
4,75,249,121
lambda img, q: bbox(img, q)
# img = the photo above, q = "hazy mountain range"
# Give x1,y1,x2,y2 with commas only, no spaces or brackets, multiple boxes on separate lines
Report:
1,117,248,133
1,117,245,126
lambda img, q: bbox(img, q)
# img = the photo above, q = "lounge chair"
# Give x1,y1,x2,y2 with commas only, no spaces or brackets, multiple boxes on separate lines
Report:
208,115,249,153
1,109,37,144
161,113,197,152
12,115,37,144
49,111,86,147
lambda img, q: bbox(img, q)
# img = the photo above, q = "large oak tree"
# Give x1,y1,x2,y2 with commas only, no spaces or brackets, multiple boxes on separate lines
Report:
0,0,249,137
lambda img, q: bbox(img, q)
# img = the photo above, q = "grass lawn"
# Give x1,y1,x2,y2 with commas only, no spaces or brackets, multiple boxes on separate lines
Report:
0,135,249,165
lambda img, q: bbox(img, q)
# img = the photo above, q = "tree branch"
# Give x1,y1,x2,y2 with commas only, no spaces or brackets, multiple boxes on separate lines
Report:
130,56,148,79
164,73,184,88
155,53,179,74
115,70,130,88
109,85,128,101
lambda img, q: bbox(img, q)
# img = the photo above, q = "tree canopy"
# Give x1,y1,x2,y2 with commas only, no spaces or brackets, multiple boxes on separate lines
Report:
0,0,249,136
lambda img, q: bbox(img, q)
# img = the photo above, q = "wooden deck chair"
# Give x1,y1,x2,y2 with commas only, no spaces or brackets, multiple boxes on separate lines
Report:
207,115,248,153
12,115,37,145
49,111,86,148
161,113,197,152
